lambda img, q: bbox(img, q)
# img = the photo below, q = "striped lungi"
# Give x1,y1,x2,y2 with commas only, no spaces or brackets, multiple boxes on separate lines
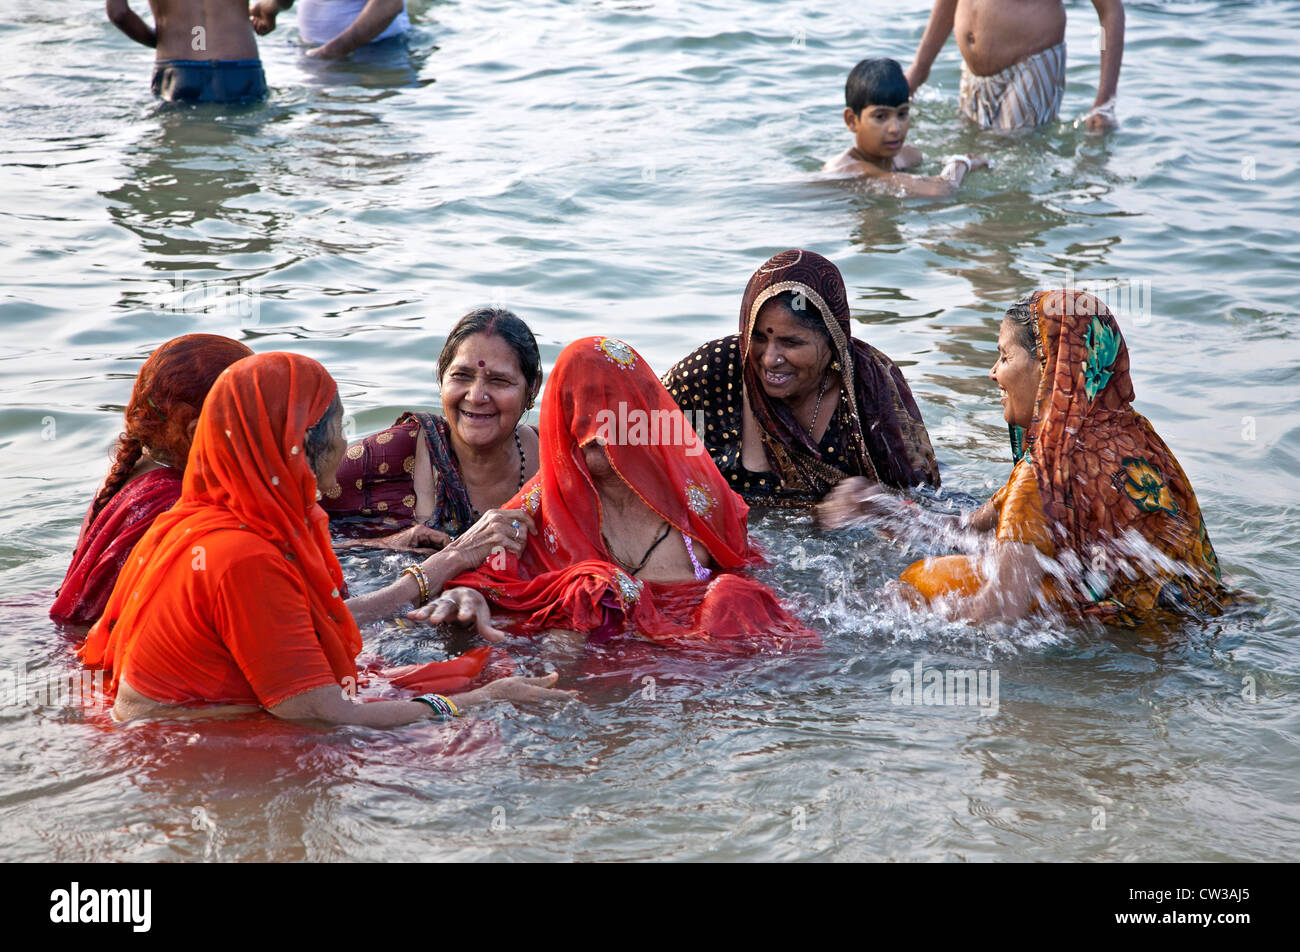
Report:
959,41,1065,130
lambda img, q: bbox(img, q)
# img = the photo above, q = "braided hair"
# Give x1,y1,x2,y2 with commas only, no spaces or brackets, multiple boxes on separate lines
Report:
92,334,252,519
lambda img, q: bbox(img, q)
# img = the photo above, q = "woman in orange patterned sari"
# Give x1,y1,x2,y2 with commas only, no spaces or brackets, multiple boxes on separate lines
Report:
821,290,1231,627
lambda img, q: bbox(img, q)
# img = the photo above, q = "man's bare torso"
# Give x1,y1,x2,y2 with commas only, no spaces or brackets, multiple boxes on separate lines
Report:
148,0,259,60
955,0,1066,76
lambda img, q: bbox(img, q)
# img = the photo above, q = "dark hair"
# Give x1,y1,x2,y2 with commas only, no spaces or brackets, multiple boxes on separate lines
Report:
437,307,543,409
1004,297,1040,358
846,57,910,113
759,290,832,341
304,393,343,476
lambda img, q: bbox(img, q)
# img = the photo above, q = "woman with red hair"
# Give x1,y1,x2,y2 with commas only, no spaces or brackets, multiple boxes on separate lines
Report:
51,334,254,627
413,337,816,653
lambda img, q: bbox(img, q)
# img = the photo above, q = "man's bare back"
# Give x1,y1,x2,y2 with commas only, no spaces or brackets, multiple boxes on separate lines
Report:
108,0,261,60
955,0,1065,76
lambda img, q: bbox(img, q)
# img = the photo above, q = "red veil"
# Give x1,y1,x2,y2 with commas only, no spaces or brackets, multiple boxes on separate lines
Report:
448,337,815,650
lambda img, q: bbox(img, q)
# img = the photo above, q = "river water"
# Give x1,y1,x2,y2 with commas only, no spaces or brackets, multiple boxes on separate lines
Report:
1,0,1297,861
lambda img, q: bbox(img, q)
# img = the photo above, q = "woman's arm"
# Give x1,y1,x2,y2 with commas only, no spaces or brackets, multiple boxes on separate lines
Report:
344,508,535,628
945,541,1045,624
344,546,471,627
267,672,570,726
307,0,404,58
818,476,994,535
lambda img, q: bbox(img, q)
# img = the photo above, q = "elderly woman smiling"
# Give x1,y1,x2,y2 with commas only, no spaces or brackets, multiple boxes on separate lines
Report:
323,307,542,567
821,290,1232,627
662,250,940,507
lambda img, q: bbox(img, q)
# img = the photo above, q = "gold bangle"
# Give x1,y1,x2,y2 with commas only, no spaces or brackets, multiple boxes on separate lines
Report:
401,564,430,606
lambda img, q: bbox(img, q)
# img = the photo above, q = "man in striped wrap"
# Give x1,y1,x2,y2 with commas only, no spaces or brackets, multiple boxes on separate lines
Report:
903,0,1125,133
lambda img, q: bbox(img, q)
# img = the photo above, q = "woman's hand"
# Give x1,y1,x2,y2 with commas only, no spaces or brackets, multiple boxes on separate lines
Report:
407,587,507,642
442,508,534,574
464,672,578,705
816,477,890,528
379,524,451,552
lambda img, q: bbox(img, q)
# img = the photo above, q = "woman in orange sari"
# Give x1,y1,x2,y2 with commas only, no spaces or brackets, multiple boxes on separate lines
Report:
79,352,571,725
820,290,1231,627
413,337,816,651
51,334,252,627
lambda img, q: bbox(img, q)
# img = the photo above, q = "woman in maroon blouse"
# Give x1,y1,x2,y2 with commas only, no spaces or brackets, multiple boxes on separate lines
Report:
322,307,544,561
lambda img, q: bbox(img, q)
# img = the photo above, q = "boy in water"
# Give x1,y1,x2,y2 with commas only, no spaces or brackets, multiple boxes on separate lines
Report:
904,0,1124,132
823,58,988,198
106,0,295,103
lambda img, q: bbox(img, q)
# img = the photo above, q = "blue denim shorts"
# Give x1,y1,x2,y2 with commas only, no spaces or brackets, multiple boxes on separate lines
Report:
150,59,268,104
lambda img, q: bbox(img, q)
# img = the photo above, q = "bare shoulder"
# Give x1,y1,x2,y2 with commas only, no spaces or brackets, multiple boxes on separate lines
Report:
821,149,869,176
894,145,924,170
516,421,540,452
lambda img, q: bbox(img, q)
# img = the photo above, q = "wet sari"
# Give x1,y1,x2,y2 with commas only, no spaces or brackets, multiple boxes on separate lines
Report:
50,468,182,627
903,290,1230,627
662,249,939,506
80,354,361,705
449,337,816,650
51,333,252,626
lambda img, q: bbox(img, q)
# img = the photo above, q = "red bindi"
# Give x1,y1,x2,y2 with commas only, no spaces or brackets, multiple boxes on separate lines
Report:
477,360,485,367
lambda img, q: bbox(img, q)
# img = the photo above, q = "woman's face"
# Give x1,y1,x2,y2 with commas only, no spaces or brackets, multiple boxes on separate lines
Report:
441,333,529,451
581,440,614,481
748,298,832,405
991,317,1042,430
313,403,347,493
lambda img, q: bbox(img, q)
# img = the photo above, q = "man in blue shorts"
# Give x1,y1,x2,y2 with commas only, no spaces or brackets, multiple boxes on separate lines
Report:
106,0,295,103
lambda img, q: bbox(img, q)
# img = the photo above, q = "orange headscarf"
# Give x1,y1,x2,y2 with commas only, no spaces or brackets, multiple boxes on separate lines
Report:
1008,290,1227,621
903,291,1230,625
80,353,360,689
449,337,814,648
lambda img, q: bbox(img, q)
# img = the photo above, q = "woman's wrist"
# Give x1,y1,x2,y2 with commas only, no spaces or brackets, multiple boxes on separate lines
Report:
446,687,484,709
428,542,473,579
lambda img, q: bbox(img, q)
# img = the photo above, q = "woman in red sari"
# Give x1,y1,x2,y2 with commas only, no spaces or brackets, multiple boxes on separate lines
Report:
51,334,253,627
412,337,816,652
80,352,570,725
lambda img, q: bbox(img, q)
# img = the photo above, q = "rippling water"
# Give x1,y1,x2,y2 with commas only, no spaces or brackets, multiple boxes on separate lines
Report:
2,0,1297,861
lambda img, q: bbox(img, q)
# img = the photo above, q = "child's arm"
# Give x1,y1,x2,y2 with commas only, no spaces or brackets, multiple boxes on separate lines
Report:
1086,0,1125,132
105,0,157,48
867,154,988,198
306,0,404,58
904,0,958,92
